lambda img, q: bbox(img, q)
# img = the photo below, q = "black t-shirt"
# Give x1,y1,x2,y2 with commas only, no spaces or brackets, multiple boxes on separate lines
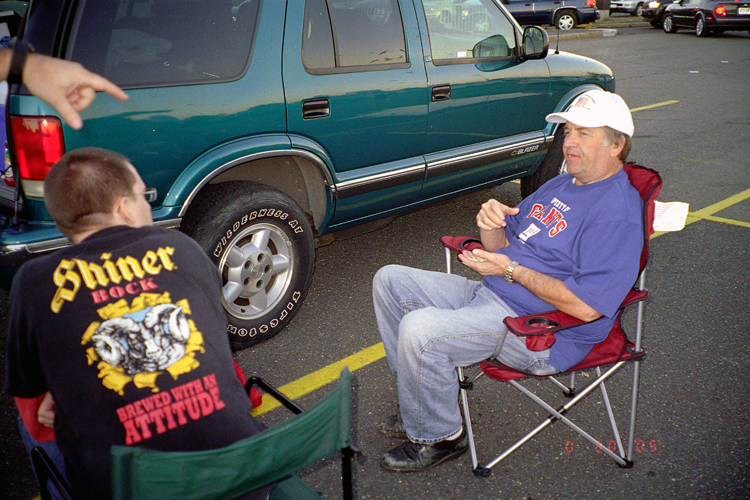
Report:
5,226,265,499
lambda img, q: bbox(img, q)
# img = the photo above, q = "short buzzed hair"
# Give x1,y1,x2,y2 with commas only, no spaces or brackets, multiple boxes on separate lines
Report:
44,147,136,238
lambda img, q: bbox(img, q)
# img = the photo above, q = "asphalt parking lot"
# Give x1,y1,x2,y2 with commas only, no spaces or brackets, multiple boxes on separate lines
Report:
2,20,749,500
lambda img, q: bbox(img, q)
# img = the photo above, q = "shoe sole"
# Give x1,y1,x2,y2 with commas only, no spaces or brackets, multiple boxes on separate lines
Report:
379,443,468,473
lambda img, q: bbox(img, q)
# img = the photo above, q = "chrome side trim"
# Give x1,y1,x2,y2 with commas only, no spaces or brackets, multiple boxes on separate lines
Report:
335,164,425,199
426,137,546,179
7,218,183,256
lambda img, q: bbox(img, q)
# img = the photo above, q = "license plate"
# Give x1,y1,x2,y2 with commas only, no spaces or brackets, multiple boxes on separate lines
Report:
739,6,750,14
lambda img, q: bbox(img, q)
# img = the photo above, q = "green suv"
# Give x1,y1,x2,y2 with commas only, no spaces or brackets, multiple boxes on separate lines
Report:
0,0,614,348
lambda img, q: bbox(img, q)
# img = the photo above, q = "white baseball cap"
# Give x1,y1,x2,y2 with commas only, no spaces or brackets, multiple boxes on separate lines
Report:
545,90,634,137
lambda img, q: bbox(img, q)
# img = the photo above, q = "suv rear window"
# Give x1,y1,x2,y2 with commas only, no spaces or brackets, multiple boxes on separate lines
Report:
66,0,259,88
302,0,408,73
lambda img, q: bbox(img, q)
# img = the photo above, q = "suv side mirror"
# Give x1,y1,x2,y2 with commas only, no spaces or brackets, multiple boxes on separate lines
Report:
473,35,511,58
522,26,549,60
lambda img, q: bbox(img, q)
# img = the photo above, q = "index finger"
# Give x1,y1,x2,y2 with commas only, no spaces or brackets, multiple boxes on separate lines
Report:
86,71,129,102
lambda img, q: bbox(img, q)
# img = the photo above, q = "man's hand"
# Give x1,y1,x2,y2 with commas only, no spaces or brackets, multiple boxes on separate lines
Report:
458,248,510,276
476,199,520,232
37,391,55,428
21,53,128,130
476,199,520,252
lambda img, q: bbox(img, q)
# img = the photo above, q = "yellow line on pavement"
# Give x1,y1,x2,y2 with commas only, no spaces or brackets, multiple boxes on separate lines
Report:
630,100,679,112
253,343,385,416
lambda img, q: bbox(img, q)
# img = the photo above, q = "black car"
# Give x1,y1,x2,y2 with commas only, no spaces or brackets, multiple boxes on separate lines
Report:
662,0,750,36
641,0,671,27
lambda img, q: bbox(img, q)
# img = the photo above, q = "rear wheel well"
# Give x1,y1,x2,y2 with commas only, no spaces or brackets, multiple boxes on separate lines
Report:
200,154,329,234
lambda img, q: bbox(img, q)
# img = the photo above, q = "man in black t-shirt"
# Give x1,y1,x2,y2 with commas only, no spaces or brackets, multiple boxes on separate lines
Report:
5,148,269,499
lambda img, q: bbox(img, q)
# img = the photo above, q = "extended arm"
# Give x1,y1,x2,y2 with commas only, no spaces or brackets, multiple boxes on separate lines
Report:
0,48,128,130
461,250,602,322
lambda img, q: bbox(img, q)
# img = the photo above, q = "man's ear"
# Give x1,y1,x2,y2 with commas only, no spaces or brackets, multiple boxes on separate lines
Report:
113,194,137,226
609,135,626,159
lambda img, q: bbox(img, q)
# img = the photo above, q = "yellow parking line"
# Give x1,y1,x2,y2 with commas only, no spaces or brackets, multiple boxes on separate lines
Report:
253,343,385,416
630,100,679,112
255,160,749,416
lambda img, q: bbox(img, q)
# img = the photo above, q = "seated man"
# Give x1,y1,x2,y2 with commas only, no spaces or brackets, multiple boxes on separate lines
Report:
373,90,643,472
4,148,269,499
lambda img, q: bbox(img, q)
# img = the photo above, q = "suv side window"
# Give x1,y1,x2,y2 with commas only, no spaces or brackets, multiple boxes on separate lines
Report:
66,0,259,88
420,0,517,62
302,0,408,73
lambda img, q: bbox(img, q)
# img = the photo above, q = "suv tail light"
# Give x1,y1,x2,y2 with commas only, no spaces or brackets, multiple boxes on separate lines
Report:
714,5,727,16
10,116,65,181
587,0,596,6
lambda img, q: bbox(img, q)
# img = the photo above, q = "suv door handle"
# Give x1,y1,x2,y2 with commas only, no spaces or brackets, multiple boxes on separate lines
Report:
431,84,451,102
302,98,330,119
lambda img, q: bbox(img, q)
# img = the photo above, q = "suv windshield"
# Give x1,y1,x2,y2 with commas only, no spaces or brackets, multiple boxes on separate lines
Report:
66,0,259,87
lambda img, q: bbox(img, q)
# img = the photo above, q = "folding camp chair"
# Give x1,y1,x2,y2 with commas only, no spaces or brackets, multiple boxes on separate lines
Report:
33,369,355,500
440,162,662,477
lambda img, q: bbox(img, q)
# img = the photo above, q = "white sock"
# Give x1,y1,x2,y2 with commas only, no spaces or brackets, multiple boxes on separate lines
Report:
445,428,463,441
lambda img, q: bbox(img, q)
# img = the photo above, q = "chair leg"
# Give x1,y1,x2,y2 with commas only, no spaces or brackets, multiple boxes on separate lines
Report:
457,366,482,474
481,362,631,470
625,358,643,464
342,446,355,500
596,367,626,460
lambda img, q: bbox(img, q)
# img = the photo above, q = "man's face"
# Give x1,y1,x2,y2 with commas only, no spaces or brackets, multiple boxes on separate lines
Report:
562,123,621,185
124,163,153,227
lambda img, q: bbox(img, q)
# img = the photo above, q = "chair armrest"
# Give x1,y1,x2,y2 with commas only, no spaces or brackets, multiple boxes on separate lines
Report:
504,310,584,336
503,288,649,336
440,235,483,253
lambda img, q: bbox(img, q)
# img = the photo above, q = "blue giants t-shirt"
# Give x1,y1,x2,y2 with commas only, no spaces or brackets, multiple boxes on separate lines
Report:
484,169,643,371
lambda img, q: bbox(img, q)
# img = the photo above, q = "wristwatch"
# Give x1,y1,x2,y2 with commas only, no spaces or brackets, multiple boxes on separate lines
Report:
8,40,34,85
504,261,519,283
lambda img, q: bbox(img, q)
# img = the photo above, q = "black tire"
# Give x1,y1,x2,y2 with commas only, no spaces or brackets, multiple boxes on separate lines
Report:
662,14,677,33
181,181,315,349
521,126,565,198
633,2,643,16
695,15,710,37
554,11,578,30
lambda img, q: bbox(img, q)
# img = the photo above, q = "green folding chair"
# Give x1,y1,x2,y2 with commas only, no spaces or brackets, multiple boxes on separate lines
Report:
33,369,355,500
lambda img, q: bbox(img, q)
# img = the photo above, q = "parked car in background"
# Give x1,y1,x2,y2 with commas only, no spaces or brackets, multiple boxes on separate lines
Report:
611,0,644,16
1,0,615,349
499,0,599,29
641,0,671,27
662,0,750,36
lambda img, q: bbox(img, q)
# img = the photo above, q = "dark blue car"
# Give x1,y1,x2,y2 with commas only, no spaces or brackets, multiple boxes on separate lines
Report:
499,0,599,29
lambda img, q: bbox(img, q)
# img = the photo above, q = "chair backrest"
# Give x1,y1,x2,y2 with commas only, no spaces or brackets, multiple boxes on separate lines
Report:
623,162,663,273
111,369,352,500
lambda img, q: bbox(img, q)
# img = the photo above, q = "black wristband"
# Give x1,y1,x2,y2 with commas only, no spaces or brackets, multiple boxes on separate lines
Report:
8,40,33,85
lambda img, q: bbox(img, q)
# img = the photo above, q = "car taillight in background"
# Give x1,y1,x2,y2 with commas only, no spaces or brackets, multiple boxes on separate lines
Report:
10,116,65,183
714,5,727,16
587,0,596,6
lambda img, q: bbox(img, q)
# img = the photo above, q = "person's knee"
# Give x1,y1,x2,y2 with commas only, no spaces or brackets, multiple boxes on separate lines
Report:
398,309,438,354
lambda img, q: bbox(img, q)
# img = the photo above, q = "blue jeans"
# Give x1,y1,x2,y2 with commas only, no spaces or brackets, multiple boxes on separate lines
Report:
18,416,67,500
373,265,558,444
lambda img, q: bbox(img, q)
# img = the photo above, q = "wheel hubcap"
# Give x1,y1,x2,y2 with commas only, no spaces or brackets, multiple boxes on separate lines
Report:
559,15,574,30
219,224,293,320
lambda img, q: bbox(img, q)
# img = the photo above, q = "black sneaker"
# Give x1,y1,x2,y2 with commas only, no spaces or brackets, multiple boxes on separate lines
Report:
380,430,468,472
378,414,407,438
